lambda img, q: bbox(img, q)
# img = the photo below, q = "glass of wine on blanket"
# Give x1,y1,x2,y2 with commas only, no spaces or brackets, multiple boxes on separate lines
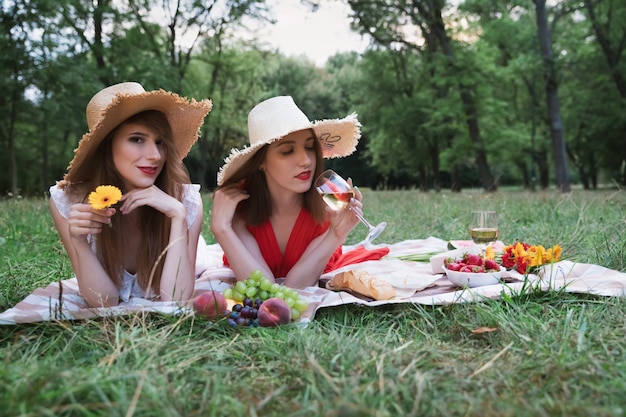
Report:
315,169,386,246
470,210,498,257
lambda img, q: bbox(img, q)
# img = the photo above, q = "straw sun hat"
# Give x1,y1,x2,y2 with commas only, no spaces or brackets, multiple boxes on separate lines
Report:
64,82,212,181
217,96,361,186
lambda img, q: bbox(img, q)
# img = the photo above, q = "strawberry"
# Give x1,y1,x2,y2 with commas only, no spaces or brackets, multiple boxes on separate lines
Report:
464,254,483,266
446,262,463,271
485,259,500,271
471,265,485,273
460,265,474,273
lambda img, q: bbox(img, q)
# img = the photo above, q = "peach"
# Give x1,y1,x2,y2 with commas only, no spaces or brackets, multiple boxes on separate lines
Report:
257,297,292,327
193,291,228,320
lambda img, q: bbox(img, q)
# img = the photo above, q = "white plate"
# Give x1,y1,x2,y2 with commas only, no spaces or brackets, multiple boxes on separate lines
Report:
443,265,506,288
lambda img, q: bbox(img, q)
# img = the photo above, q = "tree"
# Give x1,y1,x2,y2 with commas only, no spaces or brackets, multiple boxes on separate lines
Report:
1,1,38,196
533,0,571,192
57,0,270,89
189,40,274,188
347,0,498,191
459,0,552,190
1,0,271,194
582,0,626,99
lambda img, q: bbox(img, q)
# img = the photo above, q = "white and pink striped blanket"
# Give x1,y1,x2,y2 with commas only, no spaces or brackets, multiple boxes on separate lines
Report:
2,237,626,326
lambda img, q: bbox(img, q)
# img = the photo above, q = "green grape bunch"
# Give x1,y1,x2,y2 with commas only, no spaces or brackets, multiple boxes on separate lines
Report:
222,270,309,321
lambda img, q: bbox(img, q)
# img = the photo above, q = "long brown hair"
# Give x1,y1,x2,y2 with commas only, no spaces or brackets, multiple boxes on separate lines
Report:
217,129,327,225
63,110,190,296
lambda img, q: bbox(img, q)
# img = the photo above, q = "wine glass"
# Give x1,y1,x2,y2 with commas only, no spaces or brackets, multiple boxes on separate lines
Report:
315,169,387,245
470,210,498,256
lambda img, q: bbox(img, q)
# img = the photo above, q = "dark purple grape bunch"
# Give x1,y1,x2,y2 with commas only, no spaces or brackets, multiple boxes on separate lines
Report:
226,297,264,327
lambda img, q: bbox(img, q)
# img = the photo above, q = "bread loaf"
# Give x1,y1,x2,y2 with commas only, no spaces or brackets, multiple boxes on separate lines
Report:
327,269,395,300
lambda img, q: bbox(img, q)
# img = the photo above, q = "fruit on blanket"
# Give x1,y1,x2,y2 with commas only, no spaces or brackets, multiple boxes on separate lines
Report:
220,270,310,327
257,297,292,327
464,253,483,266
222,270,309,324
444,253,502,273
227,297,264,327
193,291,228,319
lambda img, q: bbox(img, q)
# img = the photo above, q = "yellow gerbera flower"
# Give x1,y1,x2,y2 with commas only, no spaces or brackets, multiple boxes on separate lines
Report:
88,185,122,210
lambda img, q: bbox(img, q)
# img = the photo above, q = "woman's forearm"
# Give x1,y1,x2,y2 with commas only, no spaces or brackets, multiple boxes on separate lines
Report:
71,239,120,307
159,215,195,302
214,226,275,283
284,231,343,289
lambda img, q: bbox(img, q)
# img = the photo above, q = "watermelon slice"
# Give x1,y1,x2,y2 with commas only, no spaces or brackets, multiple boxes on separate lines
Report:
448,240,505,251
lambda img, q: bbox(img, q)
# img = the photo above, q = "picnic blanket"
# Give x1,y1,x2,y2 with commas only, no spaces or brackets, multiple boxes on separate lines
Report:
2,237,626,326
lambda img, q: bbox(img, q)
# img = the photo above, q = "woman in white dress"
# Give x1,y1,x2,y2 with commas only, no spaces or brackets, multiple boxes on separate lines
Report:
49,82,212,307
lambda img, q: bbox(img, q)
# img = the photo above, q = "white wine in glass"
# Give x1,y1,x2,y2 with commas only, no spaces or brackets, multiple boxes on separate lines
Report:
470,210,498,253
315,169,387,245
320,190,354,211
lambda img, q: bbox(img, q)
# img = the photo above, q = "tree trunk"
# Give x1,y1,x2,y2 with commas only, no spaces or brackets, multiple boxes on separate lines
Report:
534,0,571,192
429,140,441,192
450,165,462,192
516,161,530,190
538,152,550,190
8,86,18,196
41,91,50,192
93,0,111,85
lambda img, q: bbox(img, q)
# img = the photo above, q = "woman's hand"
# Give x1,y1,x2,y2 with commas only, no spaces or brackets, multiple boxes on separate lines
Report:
67,203,115,241
119,185,185,220
211,185,250,235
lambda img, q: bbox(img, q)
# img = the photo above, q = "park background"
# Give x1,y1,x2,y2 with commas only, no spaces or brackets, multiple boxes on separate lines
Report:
2,0,625,196
2,1,626,415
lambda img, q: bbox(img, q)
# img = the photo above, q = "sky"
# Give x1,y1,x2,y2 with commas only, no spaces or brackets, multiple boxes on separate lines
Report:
255,0,370,66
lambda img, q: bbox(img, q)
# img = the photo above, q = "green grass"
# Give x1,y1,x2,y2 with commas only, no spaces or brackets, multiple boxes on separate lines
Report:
1,188,626,416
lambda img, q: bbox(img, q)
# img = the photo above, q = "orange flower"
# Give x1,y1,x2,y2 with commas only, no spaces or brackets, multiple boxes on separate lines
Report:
88,185,122,210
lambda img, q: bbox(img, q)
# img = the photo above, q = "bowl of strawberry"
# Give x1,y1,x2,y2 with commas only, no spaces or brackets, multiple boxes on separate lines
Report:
443,253,505,288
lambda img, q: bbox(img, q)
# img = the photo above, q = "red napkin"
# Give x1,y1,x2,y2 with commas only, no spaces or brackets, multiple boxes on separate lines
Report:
324,245,390,273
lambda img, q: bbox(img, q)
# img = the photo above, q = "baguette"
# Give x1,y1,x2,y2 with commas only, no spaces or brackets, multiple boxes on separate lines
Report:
327,269,396,300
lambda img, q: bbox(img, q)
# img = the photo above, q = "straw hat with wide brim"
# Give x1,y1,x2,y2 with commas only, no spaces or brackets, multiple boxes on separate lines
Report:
64,82,212,182
217,96,361,186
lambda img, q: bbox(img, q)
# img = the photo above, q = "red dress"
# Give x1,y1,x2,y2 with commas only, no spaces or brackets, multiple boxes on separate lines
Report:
223,208,389,278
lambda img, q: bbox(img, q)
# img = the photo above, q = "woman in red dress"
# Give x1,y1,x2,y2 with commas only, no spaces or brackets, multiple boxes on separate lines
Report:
211,96,388,289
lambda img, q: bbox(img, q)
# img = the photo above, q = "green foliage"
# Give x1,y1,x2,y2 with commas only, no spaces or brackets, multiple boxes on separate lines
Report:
2,0,626,195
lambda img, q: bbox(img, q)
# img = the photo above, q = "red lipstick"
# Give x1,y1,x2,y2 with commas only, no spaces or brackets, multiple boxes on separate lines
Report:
139,167,158,175
296,171,311,180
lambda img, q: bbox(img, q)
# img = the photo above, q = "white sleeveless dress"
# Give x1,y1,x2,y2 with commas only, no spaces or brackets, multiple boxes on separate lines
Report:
49,184,202,301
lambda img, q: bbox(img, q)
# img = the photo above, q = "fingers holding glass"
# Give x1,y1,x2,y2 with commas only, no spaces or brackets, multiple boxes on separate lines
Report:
315,169,386,245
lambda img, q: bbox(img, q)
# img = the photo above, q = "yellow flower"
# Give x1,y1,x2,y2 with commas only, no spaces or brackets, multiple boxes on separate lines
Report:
548,245,563,262
512,242,526,259
528,246,545,267
88,185,122,210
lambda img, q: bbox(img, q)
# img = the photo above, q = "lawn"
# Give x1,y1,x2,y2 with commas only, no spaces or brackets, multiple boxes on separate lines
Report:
1,188,625,416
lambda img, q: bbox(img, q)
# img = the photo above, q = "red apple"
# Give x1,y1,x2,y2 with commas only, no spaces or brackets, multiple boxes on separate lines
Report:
193,291,227,320
257,297,292,327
